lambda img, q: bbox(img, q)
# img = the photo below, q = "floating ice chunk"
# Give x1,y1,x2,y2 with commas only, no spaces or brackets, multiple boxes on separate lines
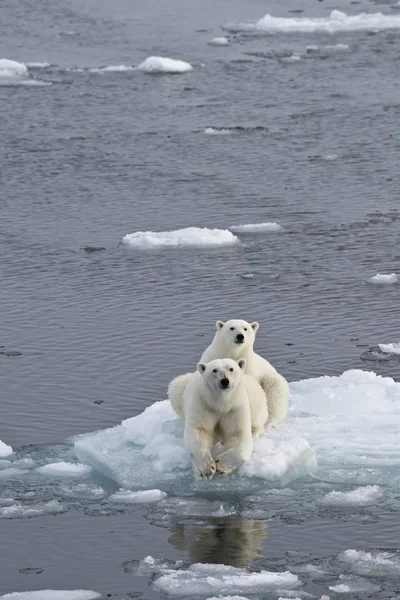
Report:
329,575,380,593
206,597,250,600
230,222,282,233
368,273,398,284
0,439,13,458
36,462,92,478
75,400,315,491
208,37,229,46
0,58,28,77
122,227,239,249
282,54,301,62
338,549,400,576
204,127,234,135
0,591,101,600
57,483,107,500
0,460,12,470
318,485,382,507
255,10,400,33
378,342,400,354
324,154,338,160
0,499,66,519
110,489,166,503
26,62,51,68
289,370,400,480
137,56,192,73
90,65,134,72
152,561,301,596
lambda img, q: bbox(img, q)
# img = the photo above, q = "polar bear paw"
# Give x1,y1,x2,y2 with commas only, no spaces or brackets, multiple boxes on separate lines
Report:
195,454,216,480
215,449,240,476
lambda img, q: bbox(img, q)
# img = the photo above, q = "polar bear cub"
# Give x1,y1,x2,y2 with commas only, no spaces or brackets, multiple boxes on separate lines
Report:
174,358,267,479
200,319,289,424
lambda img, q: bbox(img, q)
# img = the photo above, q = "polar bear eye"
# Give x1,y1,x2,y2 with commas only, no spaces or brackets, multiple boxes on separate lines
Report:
230,327,234,331
244,328,247,331
212,368,218,373
229,368,234,372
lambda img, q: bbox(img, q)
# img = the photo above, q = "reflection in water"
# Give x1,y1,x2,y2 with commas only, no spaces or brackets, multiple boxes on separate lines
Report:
169,517,268,568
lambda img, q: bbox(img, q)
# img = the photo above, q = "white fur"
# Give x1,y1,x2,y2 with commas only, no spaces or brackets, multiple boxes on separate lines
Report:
171,358,266,479
200,319,289,424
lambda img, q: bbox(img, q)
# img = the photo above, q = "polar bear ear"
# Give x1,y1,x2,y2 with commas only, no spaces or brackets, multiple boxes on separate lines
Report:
250,322,259,332
197,362,206,374
237,358,246,370
216,320,225,330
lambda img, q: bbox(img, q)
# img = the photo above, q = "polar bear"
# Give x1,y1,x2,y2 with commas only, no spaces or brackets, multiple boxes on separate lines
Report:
169,362,268,439
175,358,267,479
200,319,289,424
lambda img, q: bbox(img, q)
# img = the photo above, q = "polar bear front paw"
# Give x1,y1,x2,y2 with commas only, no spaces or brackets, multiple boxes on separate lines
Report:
195,454,216,480
215,450,240,476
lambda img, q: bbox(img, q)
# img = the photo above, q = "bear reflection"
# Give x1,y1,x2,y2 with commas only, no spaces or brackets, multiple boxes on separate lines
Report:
168,517,267,568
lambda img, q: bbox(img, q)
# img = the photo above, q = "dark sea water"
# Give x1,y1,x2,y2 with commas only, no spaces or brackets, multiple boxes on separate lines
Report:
1,0,400,597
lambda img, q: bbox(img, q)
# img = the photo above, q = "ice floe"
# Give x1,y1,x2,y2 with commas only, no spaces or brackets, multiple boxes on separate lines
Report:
137,56,192,73
36,462,92,478
230,222,282,233
122,227,239,249
0,440,13,458
75,369,400,492
368,273,398,284
255,10,400,33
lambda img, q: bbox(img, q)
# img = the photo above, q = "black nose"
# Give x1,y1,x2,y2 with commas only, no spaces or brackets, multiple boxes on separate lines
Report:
220,378,229,388
236,333,244,342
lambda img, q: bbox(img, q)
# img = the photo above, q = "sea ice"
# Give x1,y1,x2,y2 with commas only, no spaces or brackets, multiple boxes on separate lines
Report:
254,10,400,33
0,58,28,77
318,485,382,506
208,37,229,46
0,440,13,458
368,273,398,284
147,560,301,596
75,369,400,491
90,65,134,72
36,462,92,478
338,549,400,576
230,222,282,233
378,342,400,354
204,127,234,135
0,499,66,519
109,489,166,503
122,227,239,249
328,574,380,593
0,592,101,600
137,56,192,73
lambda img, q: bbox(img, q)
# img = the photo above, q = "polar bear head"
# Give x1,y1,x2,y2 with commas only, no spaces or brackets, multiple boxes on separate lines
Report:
215,319,259,350
197,358,246,392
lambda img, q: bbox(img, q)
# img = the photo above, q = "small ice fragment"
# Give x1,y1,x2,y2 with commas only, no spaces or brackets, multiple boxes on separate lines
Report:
0,591,101,600
137,56,192,73
230,222,282,233
368,273,398,284
122,227,239,249
318,485,382,506
0,439,13,458
378,342,400,354
36,462,92,478
109,489,166,503
208,37,229,46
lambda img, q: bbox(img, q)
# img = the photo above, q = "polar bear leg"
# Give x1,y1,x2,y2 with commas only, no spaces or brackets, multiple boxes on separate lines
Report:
168,372,192,418
184,425,216,480
215,405,253,475
261,373,289,425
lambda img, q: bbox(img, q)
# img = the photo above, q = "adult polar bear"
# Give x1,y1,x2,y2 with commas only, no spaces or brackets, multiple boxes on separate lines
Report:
201,319,289,424
177,358,268,479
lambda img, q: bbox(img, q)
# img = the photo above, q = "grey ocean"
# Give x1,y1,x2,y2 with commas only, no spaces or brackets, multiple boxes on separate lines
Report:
1,0,400,598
